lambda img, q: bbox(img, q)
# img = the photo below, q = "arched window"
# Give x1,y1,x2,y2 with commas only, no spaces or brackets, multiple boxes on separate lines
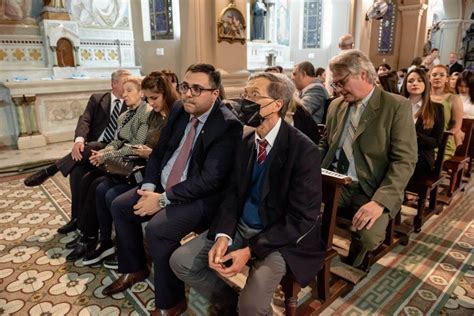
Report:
149,0,174,40
302,0,323,49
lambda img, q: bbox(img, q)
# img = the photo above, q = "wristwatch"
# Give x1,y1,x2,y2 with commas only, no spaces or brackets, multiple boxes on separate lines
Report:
158,195,167,209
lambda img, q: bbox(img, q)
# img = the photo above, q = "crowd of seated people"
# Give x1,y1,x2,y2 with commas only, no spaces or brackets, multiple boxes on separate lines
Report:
23,46,474,314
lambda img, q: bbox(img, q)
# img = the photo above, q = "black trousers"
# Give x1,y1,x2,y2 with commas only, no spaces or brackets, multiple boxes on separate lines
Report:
76,171,106,238
60,141,105,220
111,187,207,309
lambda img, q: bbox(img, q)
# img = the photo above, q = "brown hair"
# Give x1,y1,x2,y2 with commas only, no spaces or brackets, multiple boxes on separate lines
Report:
401,68,437,129
142,71,179,116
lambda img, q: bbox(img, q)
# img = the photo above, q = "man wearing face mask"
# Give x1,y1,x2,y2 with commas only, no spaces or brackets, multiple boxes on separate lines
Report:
170,72,325,315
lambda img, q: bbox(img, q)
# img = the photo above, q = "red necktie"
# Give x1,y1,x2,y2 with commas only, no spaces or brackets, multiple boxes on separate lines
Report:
166,117,199,189
257,139,268,165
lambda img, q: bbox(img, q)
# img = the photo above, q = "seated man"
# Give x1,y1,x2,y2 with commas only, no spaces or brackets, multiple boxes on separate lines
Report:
24,69,131,234
292,61,329,124
170,72,325,315
320,49,417,268
102,64,243,315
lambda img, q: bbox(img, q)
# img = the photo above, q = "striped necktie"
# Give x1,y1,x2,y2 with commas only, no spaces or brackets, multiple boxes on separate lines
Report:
337,101,363,174
102,99,121,143
257,139,268,165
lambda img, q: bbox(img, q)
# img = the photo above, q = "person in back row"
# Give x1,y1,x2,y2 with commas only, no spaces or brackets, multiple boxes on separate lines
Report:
24,69,131,235
170,71,325,315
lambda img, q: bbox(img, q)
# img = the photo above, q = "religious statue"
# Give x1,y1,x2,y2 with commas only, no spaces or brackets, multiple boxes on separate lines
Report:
0,0,34,23
252,0,266,40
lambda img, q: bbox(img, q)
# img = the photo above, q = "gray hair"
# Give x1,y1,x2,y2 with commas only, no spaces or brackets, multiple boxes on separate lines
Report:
329,49,377,84
248,72,296,117
111,69,132,82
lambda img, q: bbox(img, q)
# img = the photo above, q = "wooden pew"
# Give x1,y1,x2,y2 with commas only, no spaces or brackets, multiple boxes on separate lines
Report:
404,131,451,233
439,118,474,204
281,169,355,316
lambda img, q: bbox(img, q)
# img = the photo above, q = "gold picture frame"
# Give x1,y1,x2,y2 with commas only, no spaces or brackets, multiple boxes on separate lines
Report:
217,3,246,45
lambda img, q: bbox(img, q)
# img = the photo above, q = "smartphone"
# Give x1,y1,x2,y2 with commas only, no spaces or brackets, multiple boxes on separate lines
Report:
222,259,233,268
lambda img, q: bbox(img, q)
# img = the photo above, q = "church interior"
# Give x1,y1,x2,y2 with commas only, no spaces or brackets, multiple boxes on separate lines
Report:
0,0,473,315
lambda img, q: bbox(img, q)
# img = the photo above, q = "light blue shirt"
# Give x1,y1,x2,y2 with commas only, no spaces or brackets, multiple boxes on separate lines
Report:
141,105,213,203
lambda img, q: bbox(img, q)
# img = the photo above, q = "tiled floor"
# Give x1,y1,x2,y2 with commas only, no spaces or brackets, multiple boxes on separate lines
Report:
0,142,71,173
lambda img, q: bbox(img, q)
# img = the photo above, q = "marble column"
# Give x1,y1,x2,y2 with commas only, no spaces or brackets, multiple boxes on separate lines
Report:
398,3,428,69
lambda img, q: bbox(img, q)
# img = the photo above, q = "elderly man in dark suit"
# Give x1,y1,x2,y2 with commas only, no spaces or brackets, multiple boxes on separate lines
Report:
101,64,242,315
24,69,131,234
447,52,464,75
320,49,417,268
170,72,324,315
292,61,329,124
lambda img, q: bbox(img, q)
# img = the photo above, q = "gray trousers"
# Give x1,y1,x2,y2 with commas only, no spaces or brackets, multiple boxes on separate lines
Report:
170,226,286,316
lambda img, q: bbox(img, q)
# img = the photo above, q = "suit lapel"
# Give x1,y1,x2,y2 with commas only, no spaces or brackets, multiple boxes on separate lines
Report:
162,109,190,166
260,122,288,201
353,87,381,141
321,102,349,167
240,132,256,199
101,92,112,116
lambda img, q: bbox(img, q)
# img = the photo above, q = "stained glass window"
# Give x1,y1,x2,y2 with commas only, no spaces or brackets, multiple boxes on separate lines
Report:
150,0,174,40
302,0,323,49
378,1,396,54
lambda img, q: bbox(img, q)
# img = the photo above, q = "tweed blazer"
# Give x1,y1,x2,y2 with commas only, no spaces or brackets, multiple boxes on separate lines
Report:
320,87,418,217
101,101,152,160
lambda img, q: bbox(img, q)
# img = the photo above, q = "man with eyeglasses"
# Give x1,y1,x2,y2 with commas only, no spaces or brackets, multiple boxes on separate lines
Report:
102,63,242,315
320,49,417,268
170,72,324,315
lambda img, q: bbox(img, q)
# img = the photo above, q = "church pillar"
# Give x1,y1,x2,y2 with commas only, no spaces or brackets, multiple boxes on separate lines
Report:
397,1,428,68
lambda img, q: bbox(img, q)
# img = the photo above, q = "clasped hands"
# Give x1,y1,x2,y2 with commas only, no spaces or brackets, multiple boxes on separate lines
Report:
89,150,104,166
352,200,384,230
133,189,164,217
208,236,251,278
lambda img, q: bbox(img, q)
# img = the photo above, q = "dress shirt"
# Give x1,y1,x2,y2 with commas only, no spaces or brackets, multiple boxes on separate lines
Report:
411,100,422,123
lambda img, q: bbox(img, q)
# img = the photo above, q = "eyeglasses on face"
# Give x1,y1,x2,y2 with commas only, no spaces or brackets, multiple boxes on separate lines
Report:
240,92,274,102
330,72,351,90
178,83,216,96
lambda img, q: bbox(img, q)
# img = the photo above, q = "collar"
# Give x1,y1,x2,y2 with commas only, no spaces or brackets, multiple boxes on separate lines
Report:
191,102,214,125
300,79,320,94
111,92,122,104
359,86,375,107
255,117,282,149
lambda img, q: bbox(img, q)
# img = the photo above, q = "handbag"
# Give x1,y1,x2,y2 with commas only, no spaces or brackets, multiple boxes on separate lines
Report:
104,155,146,185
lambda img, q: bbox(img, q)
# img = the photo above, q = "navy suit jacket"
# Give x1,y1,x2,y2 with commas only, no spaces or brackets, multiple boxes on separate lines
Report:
209,120,325,287
143,100,243,218
75,92,127,142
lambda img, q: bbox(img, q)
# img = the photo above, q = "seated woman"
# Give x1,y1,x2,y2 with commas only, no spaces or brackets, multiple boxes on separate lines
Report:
456,70,474,119
82,72,179,267
66,76,151,262
430,65,464,160
401,68,444,180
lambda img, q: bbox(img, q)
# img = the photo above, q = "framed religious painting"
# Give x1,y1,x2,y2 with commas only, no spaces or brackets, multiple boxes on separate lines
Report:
217,3,246,44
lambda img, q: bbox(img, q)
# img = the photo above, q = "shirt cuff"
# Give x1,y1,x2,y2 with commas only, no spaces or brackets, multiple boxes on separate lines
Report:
141,183,156,192
74,137,85,143
215,233,233,246
161,192,170,205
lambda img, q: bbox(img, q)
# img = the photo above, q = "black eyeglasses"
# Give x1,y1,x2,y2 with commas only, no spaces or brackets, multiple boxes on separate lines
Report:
178,83,216,96
330,72,351,90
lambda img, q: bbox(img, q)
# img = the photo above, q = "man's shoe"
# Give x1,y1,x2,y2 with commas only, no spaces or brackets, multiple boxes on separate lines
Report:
83,241,115,266
102,270,149,296
65,233,81,250
151,299,187,316
66,237,97,262
58,218,78,235
24,169,50,187
103,253,118,270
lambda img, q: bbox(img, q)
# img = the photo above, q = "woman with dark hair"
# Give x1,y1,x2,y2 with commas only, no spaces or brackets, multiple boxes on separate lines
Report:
401,68,444,180
82,72,179,267
430,64,464,159
377,63,391,75
378,70,399,94
455,70,474,118
161,69,179,92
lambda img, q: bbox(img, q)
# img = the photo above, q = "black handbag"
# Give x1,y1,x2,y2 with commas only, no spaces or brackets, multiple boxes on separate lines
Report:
104,155,146,185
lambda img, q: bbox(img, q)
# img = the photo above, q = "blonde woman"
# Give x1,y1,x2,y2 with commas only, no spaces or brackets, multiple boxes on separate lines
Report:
429,65,464,159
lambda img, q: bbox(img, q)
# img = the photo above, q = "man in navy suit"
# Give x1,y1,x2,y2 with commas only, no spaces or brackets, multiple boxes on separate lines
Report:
102,64,242,315
24,69,131,234
170,72,324,315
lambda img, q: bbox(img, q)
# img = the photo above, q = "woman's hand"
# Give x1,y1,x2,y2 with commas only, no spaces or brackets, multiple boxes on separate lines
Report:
89,150,105,166
132,145,152,159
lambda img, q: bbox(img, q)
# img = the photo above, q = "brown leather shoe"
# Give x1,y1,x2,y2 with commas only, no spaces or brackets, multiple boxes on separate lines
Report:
151,299,187,316
102,270,149,296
